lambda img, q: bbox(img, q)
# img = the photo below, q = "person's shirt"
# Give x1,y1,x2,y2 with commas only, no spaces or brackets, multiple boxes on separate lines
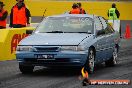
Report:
108,7,120,19
9,3,31,27
0,9,8,21
80,8,86,14
0,9,8,29
69,8,81,14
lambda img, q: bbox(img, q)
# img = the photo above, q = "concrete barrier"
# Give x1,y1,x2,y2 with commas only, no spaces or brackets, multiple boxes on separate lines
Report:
0,27,35,61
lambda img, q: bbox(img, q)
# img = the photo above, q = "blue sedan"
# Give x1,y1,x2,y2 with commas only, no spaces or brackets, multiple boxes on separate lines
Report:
16,14,120,74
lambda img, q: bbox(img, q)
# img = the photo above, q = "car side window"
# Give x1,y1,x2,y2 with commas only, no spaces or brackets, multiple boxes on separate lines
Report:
95,17,105,36
98,16,107,29
98,16,114,35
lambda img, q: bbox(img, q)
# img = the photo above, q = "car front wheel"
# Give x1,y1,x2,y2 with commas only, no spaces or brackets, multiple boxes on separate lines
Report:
85,48,95,74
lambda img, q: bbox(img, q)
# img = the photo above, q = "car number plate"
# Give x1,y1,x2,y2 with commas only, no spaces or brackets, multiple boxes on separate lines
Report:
35,54,55,60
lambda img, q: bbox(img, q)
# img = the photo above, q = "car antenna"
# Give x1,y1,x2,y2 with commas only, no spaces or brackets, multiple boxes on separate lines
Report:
40,8,47,21
32,8,47,34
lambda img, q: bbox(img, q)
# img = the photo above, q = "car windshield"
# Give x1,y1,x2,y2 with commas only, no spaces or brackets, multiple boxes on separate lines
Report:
35,17,93,33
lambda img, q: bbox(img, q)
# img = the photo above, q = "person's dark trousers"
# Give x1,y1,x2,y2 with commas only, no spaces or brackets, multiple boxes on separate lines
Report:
0,26,6,29
12,24,26,28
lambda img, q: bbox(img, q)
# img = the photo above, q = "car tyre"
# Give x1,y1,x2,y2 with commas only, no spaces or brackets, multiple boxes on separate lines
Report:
19,64,34,74
105,46,118,67
85,48,95,74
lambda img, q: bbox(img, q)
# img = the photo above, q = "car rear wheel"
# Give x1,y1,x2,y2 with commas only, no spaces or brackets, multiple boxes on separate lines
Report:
105,46,118,67
85,48,95,74
19,64,34,74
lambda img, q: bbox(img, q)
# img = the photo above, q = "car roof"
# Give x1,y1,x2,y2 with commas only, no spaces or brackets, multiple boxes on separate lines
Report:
47,14,97,19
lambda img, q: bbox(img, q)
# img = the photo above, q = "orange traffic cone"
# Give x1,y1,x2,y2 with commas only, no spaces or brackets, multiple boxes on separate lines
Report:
124,24,131,39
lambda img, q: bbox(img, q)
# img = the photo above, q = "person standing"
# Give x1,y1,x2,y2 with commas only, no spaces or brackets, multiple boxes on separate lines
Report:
0,1,8,29
108,3,121,36
108,3,120,20
9,0,31,28
77,3,86,14
69,3,80,14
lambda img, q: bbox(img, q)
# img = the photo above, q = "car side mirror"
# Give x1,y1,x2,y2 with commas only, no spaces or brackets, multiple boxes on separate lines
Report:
97,30,105,36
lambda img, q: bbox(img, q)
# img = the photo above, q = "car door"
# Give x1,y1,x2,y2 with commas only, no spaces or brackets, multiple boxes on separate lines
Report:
99,16,115,60
94,17,107,63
